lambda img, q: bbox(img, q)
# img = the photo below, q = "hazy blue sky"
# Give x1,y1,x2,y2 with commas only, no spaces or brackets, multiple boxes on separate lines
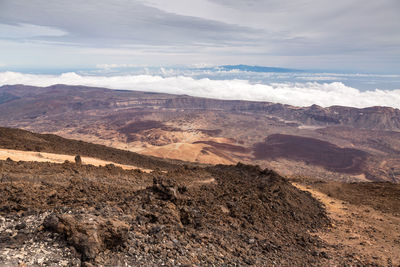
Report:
0,0,399,72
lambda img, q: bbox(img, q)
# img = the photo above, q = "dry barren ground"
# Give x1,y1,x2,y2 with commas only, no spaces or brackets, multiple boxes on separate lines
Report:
0,148,152,172
293,182,400,266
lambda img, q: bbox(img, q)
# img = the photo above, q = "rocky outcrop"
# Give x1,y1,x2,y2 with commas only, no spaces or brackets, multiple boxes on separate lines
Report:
44,214,128,262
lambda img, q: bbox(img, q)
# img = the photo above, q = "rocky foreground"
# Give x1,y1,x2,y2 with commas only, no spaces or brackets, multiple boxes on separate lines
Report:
0,160,331,266
2,158,400,266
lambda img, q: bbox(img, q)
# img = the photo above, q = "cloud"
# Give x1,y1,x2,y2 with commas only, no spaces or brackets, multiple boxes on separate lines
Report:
0,23,67,39
0,0,399,71
0,0,258,46
1,71,400,109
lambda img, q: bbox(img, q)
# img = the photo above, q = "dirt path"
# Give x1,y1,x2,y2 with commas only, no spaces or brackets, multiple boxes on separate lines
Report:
0,148,152,173
293,183,400,266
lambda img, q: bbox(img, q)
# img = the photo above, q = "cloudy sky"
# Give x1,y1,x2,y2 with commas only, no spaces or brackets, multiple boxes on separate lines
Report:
0,0,399,72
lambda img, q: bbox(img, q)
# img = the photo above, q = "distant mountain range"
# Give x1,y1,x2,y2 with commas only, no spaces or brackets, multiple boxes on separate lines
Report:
217,64,302,73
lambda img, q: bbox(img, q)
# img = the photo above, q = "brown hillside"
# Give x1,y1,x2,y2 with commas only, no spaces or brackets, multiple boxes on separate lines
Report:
0,127,183,170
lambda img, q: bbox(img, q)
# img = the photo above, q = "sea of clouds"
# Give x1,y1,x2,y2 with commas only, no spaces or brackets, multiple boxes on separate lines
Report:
1,71,400,109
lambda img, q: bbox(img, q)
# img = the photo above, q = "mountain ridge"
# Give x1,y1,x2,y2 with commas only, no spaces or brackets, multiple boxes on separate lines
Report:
1,84,399,131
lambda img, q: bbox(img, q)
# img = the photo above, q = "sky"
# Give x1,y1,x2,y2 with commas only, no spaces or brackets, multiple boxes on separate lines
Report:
0,0,399,73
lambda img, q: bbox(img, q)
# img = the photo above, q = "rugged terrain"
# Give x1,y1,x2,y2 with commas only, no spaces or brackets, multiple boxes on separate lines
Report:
1,84,399,182
0,159,330,266
0,127,399,266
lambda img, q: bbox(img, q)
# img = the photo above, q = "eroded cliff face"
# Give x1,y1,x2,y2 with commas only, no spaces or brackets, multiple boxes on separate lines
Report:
162,96,400,131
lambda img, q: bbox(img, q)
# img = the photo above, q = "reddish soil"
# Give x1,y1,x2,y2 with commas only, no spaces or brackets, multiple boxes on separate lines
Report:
254,134,368,174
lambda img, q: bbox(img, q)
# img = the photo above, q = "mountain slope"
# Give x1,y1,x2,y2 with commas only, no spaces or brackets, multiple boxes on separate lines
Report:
0,127,183,170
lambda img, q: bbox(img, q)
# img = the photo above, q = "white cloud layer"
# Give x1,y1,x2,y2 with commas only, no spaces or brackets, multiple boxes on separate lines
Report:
1,71,400,109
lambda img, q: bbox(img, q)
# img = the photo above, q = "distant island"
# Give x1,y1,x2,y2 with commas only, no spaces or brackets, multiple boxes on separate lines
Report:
218,64,302,73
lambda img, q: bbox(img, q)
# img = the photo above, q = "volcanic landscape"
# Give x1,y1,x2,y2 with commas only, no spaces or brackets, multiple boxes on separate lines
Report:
0,84,399,266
